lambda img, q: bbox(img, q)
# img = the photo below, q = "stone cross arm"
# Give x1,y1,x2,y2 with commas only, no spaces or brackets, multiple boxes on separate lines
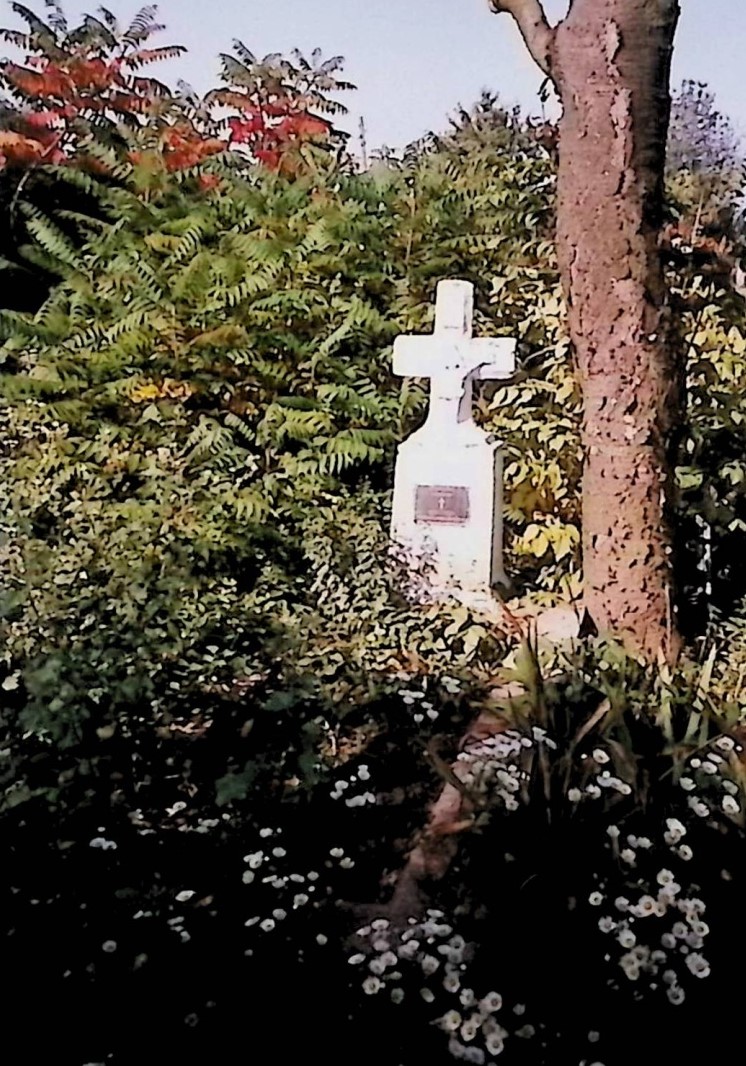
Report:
393,279,516,381
391,280,517,432
393,335,516,381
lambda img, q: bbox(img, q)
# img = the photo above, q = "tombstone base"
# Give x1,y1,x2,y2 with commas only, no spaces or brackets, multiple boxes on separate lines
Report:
390,425,507,612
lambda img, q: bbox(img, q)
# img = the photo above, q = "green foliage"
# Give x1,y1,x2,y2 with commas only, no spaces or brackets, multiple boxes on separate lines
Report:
0,96,563,745
4,83,746,749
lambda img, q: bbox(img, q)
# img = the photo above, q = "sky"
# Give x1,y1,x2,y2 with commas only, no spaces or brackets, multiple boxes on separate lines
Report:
7,0,746,152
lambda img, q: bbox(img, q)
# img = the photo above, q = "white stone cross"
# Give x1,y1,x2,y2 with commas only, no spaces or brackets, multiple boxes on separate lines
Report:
393,279,516,434
390,279,517,612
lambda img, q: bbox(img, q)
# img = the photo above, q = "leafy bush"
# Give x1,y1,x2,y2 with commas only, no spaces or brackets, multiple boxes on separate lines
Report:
0,98,560,744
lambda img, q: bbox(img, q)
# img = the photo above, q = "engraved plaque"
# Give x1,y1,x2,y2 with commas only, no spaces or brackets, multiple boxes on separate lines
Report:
415,485,470,525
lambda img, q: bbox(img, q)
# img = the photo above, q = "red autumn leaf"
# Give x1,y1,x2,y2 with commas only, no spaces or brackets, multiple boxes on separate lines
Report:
108,92,152,115
228,115,265,144
263,101,290,118
3,63,72,99
274,113,330,144
255,148,281,169
0,129,46,164
68,58,117,91
31,127,62,148
24,110,58,128
290,114,330,139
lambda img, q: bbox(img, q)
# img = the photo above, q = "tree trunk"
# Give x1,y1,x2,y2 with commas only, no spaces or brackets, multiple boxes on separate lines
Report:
491,0,682,660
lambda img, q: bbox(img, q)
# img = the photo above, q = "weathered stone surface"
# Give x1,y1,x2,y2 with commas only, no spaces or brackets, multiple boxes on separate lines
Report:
390,280,516,610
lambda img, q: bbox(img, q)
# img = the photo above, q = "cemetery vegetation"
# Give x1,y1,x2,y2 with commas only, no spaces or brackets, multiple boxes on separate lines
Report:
1,4,746,1064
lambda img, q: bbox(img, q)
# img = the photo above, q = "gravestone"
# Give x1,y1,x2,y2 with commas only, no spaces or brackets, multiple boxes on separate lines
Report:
390,279,516,612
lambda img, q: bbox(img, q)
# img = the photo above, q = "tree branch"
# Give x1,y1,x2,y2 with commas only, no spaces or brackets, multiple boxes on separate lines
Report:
489,0,556,77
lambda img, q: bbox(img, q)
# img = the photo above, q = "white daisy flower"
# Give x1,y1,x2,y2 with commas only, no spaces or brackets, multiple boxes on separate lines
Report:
480,991,503,1013
460,1020,479,1043
664,818,686,844
635,895,658,917
685,953,710,978
618,928,636,949
485,1033,505,1055
440,1010,462,1032
689,919,709,938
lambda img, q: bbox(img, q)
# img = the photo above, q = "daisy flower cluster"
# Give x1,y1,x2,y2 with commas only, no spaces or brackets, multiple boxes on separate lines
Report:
590,816,713,1004
351,910,532,1063
676,734,743,823
241,829,355,940
329,763,376,807
454,726,557,812
399,682,442,726
566,745,634,804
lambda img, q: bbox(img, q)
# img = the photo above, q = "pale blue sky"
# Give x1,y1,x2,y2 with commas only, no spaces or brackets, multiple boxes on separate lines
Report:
8,1,746,150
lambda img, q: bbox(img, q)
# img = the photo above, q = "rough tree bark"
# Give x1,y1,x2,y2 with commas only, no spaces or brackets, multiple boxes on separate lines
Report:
491,0,682,660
